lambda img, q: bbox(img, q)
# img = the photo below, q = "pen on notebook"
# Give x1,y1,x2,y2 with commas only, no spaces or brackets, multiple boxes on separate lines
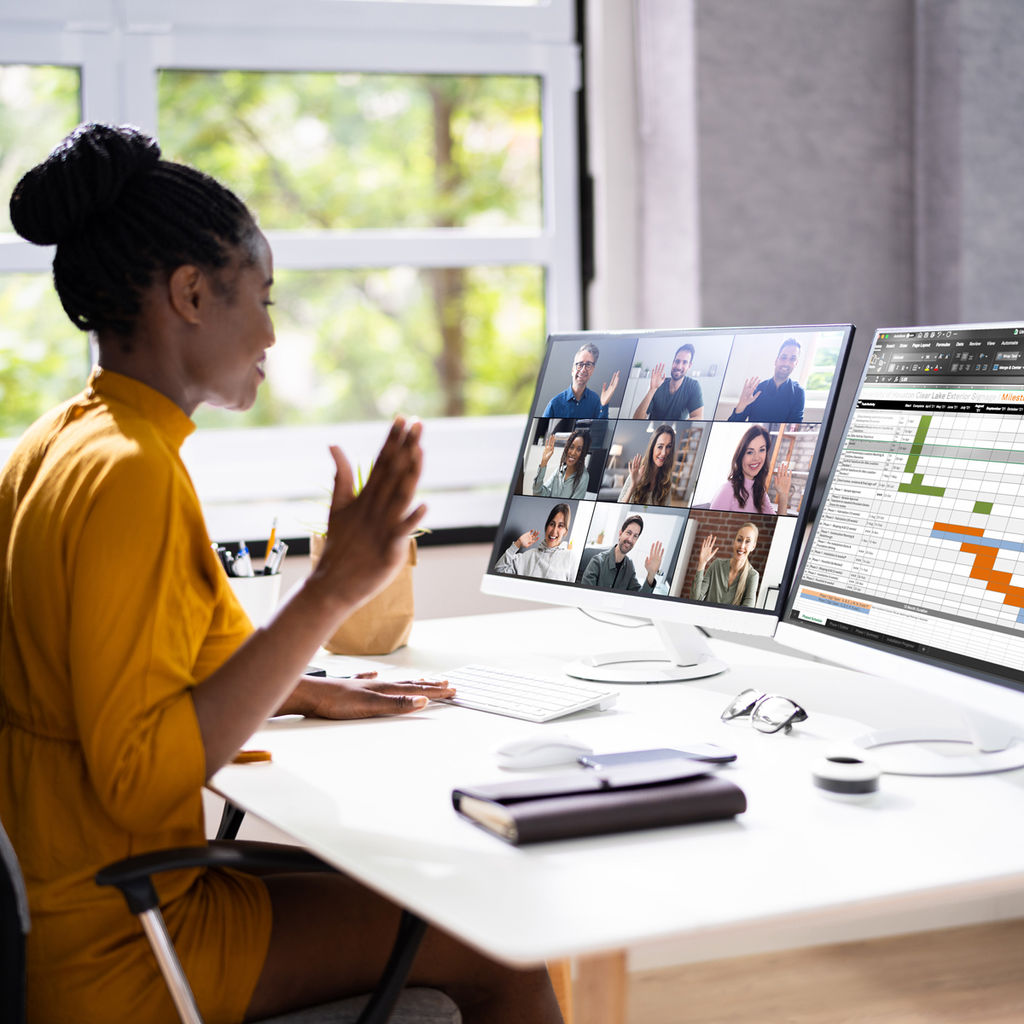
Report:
263,517,277,563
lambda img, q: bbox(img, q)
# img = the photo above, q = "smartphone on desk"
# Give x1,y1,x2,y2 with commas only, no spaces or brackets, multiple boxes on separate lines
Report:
578,744,736,769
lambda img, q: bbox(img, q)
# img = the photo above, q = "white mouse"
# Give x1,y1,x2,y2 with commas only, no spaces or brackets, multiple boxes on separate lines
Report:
496,733,594,770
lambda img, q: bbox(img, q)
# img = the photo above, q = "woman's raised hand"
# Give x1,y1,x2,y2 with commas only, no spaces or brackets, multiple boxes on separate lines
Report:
540,434,557,466
697,534,719,572
310,418,426,616
628,452,643,488
516,529,540,550
775,461,793,514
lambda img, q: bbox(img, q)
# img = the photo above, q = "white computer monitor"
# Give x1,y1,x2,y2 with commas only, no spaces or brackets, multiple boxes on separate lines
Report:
481,325,855,682
777,321,1024,775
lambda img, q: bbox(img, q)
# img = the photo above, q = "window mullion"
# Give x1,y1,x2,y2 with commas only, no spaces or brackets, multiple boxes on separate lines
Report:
266,230,558,271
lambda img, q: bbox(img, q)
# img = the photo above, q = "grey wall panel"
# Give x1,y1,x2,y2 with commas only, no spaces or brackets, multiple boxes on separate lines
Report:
958,0,1024,322
915,0,962,325
636,0,701,329
695,0,915,341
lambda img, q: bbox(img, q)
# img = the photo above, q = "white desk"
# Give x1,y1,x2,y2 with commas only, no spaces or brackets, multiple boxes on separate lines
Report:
211,609,1024,1023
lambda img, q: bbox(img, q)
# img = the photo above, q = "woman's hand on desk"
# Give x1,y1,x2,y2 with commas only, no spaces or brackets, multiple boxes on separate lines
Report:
276,672,455,719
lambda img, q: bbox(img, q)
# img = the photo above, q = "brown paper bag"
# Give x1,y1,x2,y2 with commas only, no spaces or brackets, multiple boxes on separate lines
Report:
310,534,417,655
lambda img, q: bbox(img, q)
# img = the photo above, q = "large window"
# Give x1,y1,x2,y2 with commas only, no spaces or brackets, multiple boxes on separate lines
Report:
0,1,581,534
157,69,545,428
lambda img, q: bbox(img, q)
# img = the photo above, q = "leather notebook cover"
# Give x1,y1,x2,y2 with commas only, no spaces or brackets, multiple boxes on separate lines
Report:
452,761,746,845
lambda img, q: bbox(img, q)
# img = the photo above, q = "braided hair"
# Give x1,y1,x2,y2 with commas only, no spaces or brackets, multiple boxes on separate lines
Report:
9,122,258,340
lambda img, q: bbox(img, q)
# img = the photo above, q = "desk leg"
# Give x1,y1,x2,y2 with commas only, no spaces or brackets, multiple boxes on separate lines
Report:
573,951,627,1024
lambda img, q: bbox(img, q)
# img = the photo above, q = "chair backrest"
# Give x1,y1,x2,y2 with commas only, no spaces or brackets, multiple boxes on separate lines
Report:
0,817,29,1024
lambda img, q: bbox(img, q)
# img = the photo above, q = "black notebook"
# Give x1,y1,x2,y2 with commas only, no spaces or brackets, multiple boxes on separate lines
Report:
452,761,746,845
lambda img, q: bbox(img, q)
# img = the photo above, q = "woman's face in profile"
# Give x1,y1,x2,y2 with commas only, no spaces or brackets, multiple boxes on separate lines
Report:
741,435,768,478
185,232,276,413
651,432,673,468
733,526,758,559
565,437,585,467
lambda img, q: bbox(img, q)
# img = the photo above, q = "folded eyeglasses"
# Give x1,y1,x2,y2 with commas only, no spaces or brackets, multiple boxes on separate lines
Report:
721,688,808,734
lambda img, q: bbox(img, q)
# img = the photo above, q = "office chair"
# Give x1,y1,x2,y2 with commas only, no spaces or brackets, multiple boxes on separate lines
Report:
215,803,575,1024
0,815,459,1024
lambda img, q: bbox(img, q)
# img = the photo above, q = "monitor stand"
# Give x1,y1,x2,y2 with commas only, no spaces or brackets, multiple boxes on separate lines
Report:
565,620,728,684
851,711,1024,776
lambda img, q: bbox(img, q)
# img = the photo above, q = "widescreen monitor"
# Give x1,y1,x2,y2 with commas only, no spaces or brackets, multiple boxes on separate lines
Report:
777,321,1024,774
481,325,854,681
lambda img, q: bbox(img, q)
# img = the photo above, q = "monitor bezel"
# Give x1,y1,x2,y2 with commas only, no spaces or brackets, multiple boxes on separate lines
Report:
482,323,855,638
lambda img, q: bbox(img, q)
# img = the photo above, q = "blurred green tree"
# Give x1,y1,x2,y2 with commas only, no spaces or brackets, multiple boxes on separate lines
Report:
0,66,84,435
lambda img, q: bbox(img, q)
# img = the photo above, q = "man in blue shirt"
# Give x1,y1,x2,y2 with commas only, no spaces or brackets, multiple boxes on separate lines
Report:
542,342,621,419
631,343,704,420
728,338,805,423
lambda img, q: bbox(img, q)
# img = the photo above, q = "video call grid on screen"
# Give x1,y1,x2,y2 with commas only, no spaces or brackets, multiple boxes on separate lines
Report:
787,322,1024,688
487,325,853,616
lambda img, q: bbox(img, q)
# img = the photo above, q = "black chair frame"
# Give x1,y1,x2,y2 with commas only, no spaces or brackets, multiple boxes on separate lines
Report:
93,800,428,1024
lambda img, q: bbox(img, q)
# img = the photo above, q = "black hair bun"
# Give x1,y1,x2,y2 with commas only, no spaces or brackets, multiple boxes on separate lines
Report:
9,122,161,246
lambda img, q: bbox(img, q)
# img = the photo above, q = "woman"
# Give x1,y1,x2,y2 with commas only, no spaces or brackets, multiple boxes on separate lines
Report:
710,424,792,515
532,427,590,500
690,522,761,607
0,124,562,1024
619,423,675,506
494,502,573,581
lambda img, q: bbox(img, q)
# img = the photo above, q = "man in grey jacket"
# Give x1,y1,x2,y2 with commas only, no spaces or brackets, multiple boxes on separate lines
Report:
581,515,663,591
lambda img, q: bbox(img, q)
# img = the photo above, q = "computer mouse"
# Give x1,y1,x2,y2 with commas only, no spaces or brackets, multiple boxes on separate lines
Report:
496,733,594,770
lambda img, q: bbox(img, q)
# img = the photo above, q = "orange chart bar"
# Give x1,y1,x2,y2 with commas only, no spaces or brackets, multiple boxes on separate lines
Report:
931,522,1024,612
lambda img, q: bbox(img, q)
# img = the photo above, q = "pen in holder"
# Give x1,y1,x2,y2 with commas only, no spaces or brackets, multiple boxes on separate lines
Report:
227,573,282,627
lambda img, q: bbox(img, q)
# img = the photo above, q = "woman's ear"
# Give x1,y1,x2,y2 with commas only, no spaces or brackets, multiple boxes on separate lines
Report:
167,265,205,326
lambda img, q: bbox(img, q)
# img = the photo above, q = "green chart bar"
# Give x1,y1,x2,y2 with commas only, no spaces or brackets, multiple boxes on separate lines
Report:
898,415,947,496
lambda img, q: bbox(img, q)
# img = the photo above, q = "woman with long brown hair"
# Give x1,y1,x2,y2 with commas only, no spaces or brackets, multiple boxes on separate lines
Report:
619,423,676,506
710,424,791,515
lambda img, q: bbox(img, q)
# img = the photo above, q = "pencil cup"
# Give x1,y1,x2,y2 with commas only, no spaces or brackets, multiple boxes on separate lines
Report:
228,573,282,627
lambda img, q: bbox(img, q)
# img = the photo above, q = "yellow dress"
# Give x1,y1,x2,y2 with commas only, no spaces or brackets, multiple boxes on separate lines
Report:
0,368,272,1023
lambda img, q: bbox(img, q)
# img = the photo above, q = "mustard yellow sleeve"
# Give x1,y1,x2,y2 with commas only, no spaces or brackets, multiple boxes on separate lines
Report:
67,446,214,834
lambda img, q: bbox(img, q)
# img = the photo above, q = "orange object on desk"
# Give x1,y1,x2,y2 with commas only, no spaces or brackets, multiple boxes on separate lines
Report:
232,749,272,764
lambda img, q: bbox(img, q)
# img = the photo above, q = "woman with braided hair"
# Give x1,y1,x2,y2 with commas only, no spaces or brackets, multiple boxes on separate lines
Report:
0,124,562,1024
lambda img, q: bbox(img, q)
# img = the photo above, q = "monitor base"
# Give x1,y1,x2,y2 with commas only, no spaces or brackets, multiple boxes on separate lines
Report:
852,725,1024,776
565,653,728,684
565,621,728,684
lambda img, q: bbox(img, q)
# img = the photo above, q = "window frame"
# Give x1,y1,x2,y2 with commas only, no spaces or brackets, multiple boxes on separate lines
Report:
0,0,582,537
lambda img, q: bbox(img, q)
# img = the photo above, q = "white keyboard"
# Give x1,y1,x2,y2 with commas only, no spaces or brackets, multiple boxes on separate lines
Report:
436,664,617,723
